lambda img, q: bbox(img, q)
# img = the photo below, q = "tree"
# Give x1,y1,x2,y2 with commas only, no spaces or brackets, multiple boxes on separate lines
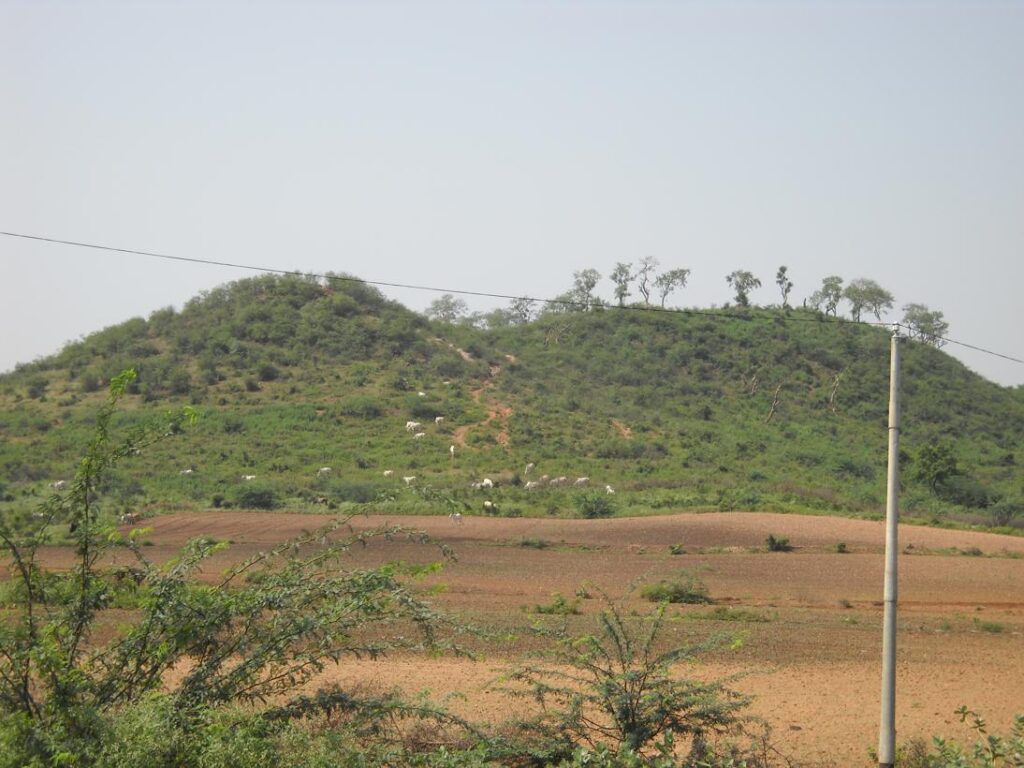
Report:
843,278,893,321
809,275,844,316
569,269,602,312
425,294,468,323
635,257,659,305
507,296,537,325
653,268,690,308
775,266,793,307
506,590,749,757
609,262,634,307
725,270,761,307
913,441,960,493
902,303,949,347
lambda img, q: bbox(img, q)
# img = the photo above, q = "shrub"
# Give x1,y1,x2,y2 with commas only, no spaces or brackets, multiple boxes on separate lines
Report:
765,534,791,552
234,485,279,510
533,593,581,616
340,396,383,419
835,542,848,554
574,493,615,519
640,573,711,605
507,591,749,756
990,498,1024,528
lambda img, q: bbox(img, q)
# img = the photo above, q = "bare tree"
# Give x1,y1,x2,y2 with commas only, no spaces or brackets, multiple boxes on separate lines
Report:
635,256,659,305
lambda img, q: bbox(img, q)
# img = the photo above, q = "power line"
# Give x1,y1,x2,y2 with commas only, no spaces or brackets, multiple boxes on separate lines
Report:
4,229,1021,366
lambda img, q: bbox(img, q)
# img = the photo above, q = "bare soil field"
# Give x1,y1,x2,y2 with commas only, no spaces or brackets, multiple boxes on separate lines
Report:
31,511,1024,764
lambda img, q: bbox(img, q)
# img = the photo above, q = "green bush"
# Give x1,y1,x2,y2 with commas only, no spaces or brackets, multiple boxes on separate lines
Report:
574,493,615,519
640,573,711,605
765,534,791,552
234,485,279,510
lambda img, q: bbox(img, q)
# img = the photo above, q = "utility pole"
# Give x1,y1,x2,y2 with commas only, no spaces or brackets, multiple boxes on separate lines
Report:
878,326,902,767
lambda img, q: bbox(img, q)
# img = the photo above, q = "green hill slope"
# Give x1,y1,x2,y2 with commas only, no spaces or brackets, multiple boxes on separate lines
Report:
1,274,1021,529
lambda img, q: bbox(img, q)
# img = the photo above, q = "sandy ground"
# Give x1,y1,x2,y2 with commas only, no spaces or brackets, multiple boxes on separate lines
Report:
25,511,1024,764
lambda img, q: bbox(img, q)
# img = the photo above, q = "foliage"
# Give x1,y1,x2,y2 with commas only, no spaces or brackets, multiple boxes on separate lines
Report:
990,497,1024,528
574,493,616,519
843,278,893,322
534,593,582,615
903,303,949,348
610,262,635,308
774,267,793,308
925,707,1024,767
0,372,463,766
640,572,712,604
725,271,761,307
654,269,691,308
809,275,843,316
764,534,791,552
428,294,470,324
506,592,750,757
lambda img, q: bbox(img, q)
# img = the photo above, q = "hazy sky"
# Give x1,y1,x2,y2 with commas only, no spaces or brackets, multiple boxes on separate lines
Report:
2,1,1022,385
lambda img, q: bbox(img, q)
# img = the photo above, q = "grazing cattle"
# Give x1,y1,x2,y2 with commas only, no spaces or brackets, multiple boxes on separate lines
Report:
539,475,550,483
403,476,417,485
120,512,141,525
179,469,194,475
413,432,426,439
383,470,394,477
524,481,539,490
449,444,456,458
417,391,426,397
551,476,568,487
481,478,494,488
435,416,445,424
242,474,257,481
482,501,499,515
317,467,332,476
574,477,590,487
50,480,66,490
605,485,615,494
405,421,422,432
525,462,535,474
449,511,463,524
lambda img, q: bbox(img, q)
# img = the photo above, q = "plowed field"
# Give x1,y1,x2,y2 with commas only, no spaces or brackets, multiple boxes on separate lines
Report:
33,511,1024,764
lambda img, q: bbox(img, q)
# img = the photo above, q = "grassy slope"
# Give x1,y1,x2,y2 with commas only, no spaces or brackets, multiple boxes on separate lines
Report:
0,274,1021,528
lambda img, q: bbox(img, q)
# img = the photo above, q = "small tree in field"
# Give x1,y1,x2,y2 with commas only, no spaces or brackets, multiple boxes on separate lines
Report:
506,591,749,758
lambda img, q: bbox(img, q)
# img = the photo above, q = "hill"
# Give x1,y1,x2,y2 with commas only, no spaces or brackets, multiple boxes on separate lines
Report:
1,273,1021,529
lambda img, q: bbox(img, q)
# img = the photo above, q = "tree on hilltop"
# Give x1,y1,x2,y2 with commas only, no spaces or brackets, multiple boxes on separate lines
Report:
654,268,691,308
902,303,948,347
426,293,469,323
775,266,794,307
843,278,893,322
809,275,844,316
636,256,659,305
726,270,761,307
610,262,634,307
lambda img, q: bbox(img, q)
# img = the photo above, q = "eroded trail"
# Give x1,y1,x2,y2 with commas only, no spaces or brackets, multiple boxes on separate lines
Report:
451,362,513,447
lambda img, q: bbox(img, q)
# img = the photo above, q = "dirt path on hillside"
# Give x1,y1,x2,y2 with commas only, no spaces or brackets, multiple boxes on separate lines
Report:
612,419,632,439
451,363,513,447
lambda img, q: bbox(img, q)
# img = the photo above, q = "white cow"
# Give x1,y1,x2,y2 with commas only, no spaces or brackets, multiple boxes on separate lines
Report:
435,416,445,424
242,474,257,481
50,480,66,490
605,485,616,495
403,476,417,485
524,481,539,490
317,467,332,476
481,478,494,488
525,462,535,474
120,512,140,525
449,444,456,458
551,476,568,486
405,421,422,432
449,511,463,524
574,477,590,487
417,391,426,397
413,432,426,439
383,470,394,477
179,469,194,475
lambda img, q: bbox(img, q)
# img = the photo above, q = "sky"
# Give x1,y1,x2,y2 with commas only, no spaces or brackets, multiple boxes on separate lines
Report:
1,1,1022,386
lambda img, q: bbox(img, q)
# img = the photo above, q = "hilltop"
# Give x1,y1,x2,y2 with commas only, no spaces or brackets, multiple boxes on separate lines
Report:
1,273,1021,529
